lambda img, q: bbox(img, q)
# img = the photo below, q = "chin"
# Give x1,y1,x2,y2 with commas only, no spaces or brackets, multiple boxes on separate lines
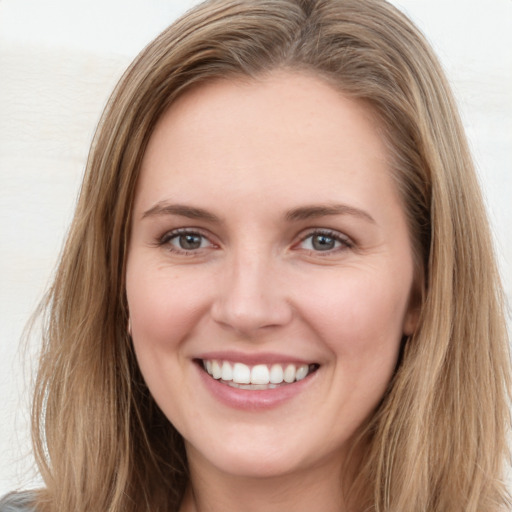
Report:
184,425,348,481
201,449,310,479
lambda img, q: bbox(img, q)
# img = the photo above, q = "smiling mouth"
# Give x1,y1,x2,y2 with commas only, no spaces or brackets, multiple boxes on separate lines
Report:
199,359,320,390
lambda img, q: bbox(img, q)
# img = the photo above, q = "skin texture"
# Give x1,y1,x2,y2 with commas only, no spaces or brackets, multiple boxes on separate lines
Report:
126,71,418,512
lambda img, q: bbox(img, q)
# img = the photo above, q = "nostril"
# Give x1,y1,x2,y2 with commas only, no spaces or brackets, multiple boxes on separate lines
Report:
209,264,293,333
210,296,293,334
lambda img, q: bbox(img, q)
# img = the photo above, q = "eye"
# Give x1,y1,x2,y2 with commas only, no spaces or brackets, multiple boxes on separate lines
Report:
298,230,352,253
173,233,205,250
159,229,214,254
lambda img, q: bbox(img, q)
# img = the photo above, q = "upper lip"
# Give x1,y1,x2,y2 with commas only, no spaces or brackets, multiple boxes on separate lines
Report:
194,350,317,366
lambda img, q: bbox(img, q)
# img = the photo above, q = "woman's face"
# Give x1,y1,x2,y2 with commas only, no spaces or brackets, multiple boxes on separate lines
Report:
126,72,417,480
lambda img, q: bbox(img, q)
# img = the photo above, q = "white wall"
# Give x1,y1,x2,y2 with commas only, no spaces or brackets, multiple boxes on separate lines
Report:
1,0,511,495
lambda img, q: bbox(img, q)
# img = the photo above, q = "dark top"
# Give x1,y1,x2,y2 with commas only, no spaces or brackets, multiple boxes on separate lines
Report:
0,491,36,512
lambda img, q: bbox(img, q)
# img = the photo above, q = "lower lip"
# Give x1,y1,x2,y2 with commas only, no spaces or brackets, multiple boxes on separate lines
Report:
196,364,317,410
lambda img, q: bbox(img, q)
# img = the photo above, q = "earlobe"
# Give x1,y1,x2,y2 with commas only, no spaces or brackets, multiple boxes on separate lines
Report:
403,271,424,336
403,301,420,336
403,311,417,336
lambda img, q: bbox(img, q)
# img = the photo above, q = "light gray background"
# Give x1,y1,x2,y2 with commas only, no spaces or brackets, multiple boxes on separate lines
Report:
1,0,511,495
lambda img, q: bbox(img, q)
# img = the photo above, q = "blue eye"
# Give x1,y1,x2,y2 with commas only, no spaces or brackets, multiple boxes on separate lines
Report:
172,233,205,250
159,230,212,253
299,231,351,252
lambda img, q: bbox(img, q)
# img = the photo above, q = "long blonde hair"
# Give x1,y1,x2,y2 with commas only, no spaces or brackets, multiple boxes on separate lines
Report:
30,0,511,510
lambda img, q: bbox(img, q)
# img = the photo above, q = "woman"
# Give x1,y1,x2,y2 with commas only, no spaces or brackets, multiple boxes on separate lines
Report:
1,0,510,510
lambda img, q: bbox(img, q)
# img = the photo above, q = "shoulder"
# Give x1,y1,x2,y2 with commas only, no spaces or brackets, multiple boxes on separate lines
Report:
0,491,37,512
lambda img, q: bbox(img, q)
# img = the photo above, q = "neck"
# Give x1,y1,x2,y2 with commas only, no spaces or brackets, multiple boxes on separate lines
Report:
179,446,362,512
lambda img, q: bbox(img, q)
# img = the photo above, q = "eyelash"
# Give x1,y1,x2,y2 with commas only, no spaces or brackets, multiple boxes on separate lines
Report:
297,229,353,254
155,228,353,256
156,228,215,256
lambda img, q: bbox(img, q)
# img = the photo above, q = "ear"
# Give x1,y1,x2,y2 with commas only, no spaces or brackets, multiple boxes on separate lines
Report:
402,303,420,336
127,317,132,337
402,276,423,336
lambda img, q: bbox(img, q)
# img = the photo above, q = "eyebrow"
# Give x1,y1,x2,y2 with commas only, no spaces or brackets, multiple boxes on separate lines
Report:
142,202,221,223
285,204,375,223
142,201,375,224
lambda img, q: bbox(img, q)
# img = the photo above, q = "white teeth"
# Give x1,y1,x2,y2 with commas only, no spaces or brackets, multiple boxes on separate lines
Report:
233,362,251,384
221,361,233,381
295,364,309,381
283,364,296,383
202,359,315,387
211,360,222,379
269,364,284,384
251,364,270,385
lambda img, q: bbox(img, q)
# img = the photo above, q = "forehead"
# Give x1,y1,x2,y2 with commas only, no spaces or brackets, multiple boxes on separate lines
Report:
136,71,397,211
148,71,383,153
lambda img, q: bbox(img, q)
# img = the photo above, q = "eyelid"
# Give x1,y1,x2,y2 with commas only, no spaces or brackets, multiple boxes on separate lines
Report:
152,226,353,256
156,227,217,254
295,228,354,253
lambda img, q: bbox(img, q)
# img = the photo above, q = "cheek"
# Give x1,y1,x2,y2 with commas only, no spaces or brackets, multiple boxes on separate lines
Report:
296,268,409,359
125,261,209,362
125,262,208,425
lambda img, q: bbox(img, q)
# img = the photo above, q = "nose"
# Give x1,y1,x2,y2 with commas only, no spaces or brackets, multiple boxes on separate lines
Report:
210,252,293,336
